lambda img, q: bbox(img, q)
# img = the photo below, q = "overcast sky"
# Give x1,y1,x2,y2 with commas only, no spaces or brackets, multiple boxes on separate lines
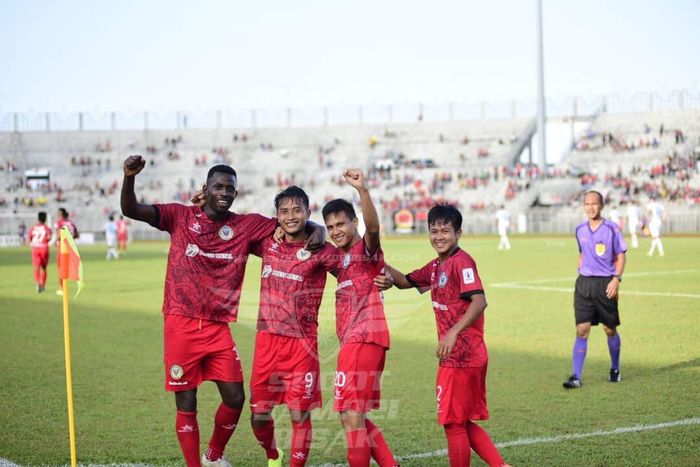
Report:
1,0,698,113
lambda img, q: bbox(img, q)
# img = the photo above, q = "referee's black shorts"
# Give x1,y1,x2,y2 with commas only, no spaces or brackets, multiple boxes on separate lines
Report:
574,275,620,328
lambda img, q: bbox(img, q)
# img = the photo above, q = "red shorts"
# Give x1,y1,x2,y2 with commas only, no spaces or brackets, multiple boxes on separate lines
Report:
436,364,489,425
117,232,127,242
334,343,386,413
249,331,321,413
32,248,49,268
163,314,243,392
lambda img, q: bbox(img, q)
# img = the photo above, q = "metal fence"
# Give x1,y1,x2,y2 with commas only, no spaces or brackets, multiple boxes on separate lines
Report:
2,90,698,133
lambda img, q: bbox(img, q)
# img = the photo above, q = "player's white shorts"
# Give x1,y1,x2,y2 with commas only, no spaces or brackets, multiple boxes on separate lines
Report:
648,220,662,238
628,221,638,235
498,226,508,236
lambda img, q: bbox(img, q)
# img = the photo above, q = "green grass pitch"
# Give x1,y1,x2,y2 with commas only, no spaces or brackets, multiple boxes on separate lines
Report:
1,234,698,466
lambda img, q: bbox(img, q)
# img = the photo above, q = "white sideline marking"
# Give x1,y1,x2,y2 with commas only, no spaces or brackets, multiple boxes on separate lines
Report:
0,417,697,467
309,417,700,466
492,268,699,286
491,283,700,299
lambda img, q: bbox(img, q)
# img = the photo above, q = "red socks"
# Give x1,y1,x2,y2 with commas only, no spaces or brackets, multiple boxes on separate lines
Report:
252,419,279,460
345,428,370,467
444,422,505,467
176,410,201,467
290,419,313,466
365,419,398,467
466,421,504,467
204,403,242,462
444,423,470,467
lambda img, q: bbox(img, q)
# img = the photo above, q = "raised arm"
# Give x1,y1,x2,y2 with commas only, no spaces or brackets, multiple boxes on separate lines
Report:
121,155,157,226
343,169,380,253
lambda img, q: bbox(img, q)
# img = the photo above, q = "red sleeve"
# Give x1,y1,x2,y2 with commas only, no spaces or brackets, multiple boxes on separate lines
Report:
454,254,484,299
319,243,340,273
153,203,186,233
406,261,433,294
250,236,271,258
246,214,278,245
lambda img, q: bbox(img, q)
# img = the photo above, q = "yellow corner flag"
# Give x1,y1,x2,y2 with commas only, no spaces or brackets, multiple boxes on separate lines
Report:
59,226,83,467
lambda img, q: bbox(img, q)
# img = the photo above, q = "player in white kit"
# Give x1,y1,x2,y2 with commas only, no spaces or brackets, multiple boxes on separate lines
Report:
626,200,641,248
646,197,666,257
495,205,511,250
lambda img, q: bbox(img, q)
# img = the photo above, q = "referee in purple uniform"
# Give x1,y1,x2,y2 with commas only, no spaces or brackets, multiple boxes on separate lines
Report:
564,191,627,389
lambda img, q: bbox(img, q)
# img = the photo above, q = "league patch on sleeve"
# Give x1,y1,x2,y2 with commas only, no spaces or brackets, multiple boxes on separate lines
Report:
462,267,475,284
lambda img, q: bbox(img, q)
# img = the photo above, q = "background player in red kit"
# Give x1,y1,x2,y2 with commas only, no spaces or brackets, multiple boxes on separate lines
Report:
53,207,79,296
27,211,51,292
116,215,129,253
322,169,398,467
121,155,325,467
387,205,509,467
248,186,339,467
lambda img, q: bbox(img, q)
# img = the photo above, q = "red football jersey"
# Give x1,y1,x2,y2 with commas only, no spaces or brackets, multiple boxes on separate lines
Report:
155,203,277,322
117,219,128,235
334,238,390,349
28,223,51,250
407,248,487,368
252,237,339,338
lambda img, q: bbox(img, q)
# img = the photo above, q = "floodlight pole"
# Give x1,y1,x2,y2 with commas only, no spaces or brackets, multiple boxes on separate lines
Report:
536,0,547,170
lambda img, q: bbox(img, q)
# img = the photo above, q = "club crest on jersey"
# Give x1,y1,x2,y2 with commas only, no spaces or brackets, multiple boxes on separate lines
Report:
595,243,606,256
262,264,272,278
438,271,448,288
296,248,311,261
218,225,234,241
189,222,202,234
342,254,351,269
185,243,200,257
169,364,184,380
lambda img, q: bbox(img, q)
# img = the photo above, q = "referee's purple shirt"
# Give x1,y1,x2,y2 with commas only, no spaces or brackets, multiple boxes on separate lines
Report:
575,219,627,277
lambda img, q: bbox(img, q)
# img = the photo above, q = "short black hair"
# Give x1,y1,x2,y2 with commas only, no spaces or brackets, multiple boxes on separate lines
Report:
58,207,68,219
322,199,356,221
584,190,604,204
109,215,114,221
206,165,237,182
274,185,309,210
38,211,47,223
428,204,462,231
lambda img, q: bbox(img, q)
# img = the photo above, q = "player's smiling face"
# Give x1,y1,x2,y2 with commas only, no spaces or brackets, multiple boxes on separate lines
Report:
584,192,603,221
276,197,309,239
429,221,461,257
205,172,237,214
325,211,358,250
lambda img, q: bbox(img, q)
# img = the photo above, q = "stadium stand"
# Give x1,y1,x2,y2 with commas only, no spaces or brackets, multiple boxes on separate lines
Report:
1,111,698,238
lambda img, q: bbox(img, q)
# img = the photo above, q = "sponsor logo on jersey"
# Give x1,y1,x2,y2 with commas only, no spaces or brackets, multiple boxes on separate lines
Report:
595,243,606,256
462,267,475,284
337,279,353,290
185,243,200,257
218,225,234,241
438,271,448,288
184,243,233,260
296,248,311,261
189,221,202,234
342,254,351,269
169,364,184,380
262,264,272,278
432,301,448,311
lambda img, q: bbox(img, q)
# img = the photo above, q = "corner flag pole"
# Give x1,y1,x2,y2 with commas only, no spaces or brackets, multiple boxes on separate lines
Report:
59,230,78,467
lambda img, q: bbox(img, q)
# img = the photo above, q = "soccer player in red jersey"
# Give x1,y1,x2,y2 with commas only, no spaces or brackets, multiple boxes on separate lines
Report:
322,169,398,467
53,207,79,296
28,211,51,293
386,205,510,467
120,155,325,467
248,186,339,467
116,215,129,253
